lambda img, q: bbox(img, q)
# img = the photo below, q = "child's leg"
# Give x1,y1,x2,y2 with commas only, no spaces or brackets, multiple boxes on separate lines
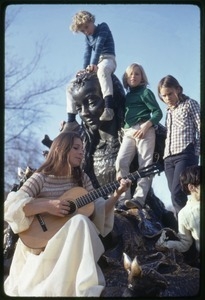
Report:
97,57,116,121
66,80,77,117
61,80,79,132
115,131,136,208
125,126,156,209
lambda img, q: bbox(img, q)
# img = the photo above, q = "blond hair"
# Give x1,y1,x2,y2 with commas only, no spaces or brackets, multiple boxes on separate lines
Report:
70,11,95,32
122,63,149,90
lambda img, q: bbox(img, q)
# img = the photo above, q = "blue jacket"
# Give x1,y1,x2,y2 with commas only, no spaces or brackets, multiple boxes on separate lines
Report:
83,22,115,69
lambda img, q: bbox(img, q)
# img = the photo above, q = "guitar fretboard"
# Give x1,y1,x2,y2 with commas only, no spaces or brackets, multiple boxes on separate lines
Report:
75,171,141,208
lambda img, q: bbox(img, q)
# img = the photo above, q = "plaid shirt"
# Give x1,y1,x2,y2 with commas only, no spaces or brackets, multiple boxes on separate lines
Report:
164,97,200,158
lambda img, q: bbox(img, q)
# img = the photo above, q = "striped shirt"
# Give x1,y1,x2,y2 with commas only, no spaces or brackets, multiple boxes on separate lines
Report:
83,22,115,69
164,97,200,158
20,172,94,199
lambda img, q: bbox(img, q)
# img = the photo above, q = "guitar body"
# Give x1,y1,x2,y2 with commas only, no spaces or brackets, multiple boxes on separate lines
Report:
19,187,94,249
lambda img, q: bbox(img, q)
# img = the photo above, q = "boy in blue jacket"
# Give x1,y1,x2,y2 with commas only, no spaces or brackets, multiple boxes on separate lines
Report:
63,10,116,132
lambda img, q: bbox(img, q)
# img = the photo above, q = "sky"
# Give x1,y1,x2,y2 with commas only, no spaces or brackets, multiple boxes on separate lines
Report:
4,2,201,208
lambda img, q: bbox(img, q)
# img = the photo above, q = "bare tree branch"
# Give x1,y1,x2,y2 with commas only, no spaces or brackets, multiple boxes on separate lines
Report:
4,8,68,191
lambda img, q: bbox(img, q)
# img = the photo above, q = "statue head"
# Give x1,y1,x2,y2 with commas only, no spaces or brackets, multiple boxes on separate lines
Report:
71,71,125,136
72,72,104,131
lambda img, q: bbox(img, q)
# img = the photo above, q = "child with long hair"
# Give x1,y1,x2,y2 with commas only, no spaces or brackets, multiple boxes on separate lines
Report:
157,75,200,217
115,63,163,209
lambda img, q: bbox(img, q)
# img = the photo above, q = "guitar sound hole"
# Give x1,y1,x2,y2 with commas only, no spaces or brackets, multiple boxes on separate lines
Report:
68,201,77,214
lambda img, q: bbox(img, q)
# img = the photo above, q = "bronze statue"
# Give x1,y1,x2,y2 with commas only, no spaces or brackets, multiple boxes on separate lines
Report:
67,71,125,188
41,71,126,188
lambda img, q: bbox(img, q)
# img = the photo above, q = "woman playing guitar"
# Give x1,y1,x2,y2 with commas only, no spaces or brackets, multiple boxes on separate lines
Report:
4,131,131,297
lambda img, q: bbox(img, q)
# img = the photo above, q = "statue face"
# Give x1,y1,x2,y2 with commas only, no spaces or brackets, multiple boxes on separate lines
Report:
75,93,104,131
73,79,104,131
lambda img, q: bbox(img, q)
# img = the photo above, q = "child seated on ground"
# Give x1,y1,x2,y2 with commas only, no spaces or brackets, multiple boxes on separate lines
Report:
155,165,200,262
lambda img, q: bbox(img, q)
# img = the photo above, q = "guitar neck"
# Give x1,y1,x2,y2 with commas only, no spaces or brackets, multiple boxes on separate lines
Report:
75,171,140,209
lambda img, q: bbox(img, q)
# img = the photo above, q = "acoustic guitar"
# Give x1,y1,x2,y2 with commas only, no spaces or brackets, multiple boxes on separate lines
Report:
19,163,163,249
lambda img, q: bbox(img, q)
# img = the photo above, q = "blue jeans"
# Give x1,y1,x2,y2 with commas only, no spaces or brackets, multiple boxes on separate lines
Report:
164,143,199,216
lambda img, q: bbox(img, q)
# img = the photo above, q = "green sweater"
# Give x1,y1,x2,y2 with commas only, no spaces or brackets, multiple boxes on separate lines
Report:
124,85,163,128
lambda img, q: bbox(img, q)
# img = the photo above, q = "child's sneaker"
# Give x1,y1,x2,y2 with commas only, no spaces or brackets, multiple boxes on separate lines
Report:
99,108,114,121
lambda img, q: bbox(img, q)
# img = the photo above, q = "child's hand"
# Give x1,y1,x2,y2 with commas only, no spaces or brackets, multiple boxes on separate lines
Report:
133,120,153,139
133,128,145,139
86,64,98,73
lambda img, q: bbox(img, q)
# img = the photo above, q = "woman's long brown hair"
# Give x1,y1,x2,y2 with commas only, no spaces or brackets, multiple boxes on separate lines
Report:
36,131,83,186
